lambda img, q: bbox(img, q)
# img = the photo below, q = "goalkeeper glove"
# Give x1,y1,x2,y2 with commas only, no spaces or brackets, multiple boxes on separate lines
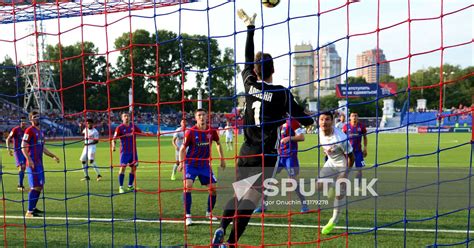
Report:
237,9,256,26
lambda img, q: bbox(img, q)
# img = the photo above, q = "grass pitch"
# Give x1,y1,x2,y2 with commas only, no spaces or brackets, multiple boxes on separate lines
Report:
0,132,472,247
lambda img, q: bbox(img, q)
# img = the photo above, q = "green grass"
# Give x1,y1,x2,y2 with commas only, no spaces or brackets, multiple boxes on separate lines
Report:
0,132,472,247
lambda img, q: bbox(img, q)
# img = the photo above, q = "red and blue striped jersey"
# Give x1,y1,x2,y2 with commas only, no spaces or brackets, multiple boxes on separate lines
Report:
114,124,142,155
342,122,367,152
22,126,44,165
10,126,25,152
279,119,302,157
183,126,219,167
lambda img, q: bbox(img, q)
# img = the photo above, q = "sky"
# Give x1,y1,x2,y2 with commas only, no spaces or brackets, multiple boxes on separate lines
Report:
0,0,472,93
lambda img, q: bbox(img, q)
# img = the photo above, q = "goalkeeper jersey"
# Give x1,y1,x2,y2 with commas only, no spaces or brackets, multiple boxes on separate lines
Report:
242,25,314,154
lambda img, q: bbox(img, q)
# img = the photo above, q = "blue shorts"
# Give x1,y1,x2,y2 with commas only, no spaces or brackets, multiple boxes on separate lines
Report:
14,151,26,167
184,165,217,185
27,165,45,188
276,156,300,177
120,153,138,167
354,150,366,168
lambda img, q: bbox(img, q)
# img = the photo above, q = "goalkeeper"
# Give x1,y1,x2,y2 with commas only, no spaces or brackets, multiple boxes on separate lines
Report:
212,9,314,247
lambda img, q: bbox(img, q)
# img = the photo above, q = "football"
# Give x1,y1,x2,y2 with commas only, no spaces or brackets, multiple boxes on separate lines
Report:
262,0,280,8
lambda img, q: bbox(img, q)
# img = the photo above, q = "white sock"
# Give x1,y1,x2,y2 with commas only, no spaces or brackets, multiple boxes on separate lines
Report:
92,162,101,175
172,164,178,174
82,163,88,177
331,197,346,224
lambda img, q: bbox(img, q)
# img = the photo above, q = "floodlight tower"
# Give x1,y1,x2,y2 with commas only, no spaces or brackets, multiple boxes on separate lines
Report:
23,9,61,113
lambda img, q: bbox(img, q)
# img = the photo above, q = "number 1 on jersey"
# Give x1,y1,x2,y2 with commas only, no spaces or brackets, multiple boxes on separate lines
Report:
252,100,262,126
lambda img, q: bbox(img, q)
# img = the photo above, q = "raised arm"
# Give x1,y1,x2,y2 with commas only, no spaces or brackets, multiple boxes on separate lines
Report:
238,9,257,88
245,25,255,65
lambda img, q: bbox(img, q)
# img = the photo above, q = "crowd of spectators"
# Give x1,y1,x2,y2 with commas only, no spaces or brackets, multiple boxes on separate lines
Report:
68,110,230,135
333,112,380,128
450,104,472,119
0,102,23,125
1,99,471,140
0,103,235,138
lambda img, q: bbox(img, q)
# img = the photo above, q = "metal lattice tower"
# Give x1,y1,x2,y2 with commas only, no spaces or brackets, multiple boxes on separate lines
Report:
23,16,61,113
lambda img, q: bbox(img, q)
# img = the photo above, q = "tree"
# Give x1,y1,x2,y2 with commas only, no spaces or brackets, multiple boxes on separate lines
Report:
113,30,238,113
379,74,395,82
113,29,162,109
205,47,239,112
318,95,339,111
347,97,383,117
393,64,471,111
317,65,472,116
345,76,367,84
0,56,24,107
45,42,108,112
293,91,307,107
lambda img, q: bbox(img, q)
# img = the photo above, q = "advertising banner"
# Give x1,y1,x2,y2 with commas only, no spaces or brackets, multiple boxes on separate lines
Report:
336,82,397,98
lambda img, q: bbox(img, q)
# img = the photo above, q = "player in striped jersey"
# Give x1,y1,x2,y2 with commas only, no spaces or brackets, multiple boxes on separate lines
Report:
22,111,60,217
253,118,309,213
178,108,225,226
6,116,28,191
112,113,145,194
171,119,186,181
342,112,368,191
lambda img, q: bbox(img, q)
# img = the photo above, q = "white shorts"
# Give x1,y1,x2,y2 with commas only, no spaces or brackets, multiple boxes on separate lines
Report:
226,136,233,142
318,161,348,180
80,146,96,161
318,161,350,196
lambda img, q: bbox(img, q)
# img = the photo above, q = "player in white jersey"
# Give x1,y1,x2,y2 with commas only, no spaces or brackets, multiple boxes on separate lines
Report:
218,126,224,136
334,113,345,130
318,112,354,235
80,119,102,181
171,119,186,181
224,121,234,151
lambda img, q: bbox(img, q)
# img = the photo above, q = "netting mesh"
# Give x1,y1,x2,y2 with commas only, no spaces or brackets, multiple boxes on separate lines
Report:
0,0,472,247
